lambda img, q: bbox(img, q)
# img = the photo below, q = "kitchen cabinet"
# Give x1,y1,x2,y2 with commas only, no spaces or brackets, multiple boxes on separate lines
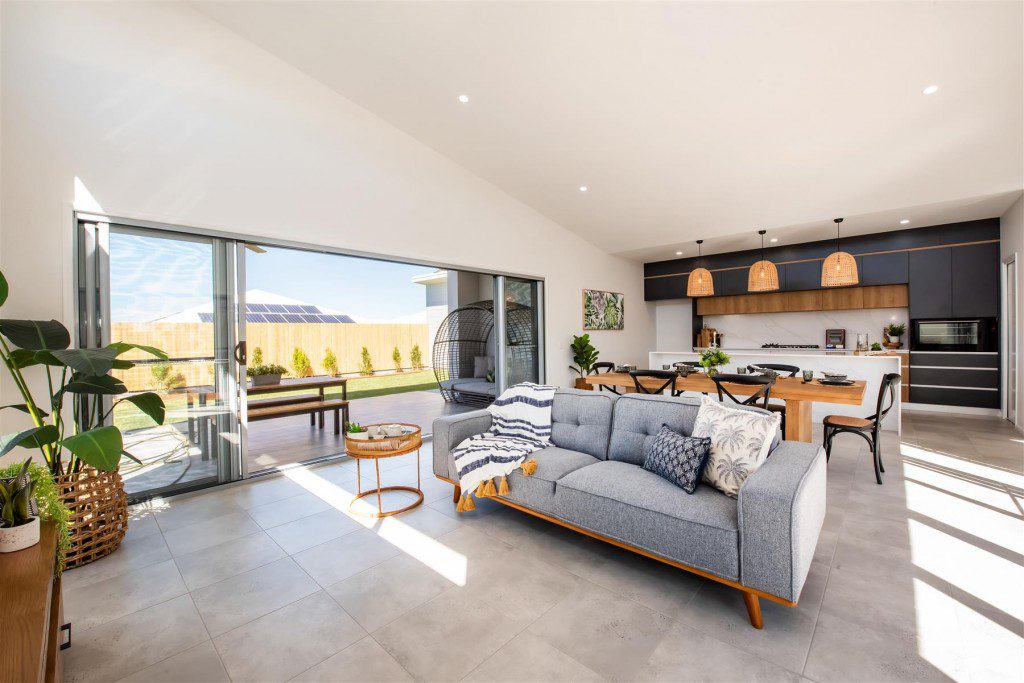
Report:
783,261,821,291
908,247,952,318
951,242,999,317
821,287,864,310
714,268,748,296
861,252,909,286
862,284,909,308
694,284,905,315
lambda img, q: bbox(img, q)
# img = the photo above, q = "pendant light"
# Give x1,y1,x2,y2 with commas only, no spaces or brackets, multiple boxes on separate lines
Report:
687,240,714,297
747,229,779,292
821,217,859,287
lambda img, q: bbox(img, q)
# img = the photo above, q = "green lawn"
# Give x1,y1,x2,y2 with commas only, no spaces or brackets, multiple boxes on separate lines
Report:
115,370,439,433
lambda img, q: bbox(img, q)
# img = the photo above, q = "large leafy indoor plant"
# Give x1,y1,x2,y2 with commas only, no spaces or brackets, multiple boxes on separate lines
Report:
569,333,600,389
0,269,167,566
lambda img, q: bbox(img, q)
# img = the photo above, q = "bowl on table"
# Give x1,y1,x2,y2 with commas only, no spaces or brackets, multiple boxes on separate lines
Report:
822,372,848,382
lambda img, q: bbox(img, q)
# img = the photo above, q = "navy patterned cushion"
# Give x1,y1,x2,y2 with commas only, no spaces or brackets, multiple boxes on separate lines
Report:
641,425,712,494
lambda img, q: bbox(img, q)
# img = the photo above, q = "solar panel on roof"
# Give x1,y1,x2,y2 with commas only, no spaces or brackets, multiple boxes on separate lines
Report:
198,312,214,323
246,313,267,323
282,314,304,322
263,313,285,322
300,305,319,314
300,314,320,323
281,305,302,313
266,304,287,313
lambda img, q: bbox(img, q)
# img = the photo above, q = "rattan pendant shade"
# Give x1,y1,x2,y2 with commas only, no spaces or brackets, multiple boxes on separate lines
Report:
821,217,859,287
686,239,714,296
748,230,779,292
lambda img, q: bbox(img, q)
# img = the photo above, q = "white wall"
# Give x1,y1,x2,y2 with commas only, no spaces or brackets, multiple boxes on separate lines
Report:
1001,194,1024,430
0,2,653,441
654,300,692,351
703,308,909,350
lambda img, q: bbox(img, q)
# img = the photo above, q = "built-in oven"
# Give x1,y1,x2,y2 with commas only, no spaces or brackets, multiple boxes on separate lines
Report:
911,318,997,352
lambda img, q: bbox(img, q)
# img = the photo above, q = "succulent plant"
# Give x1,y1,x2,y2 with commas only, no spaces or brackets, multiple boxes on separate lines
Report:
0,459,36,528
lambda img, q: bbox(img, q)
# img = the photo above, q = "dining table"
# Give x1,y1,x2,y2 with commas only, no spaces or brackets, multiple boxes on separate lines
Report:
583,372,866,442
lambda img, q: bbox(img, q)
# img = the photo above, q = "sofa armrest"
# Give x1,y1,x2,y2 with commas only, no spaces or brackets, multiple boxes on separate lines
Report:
737,440,826,603
431,410,493,480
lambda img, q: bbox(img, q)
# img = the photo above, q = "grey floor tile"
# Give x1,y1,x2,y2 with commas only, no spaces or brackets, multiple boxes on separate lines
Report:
123,511,161,542
290,636,412,682
64,559,187,631
151,494,246,534
247,491,334,529
265,508,363,554
191,556,320,636
174,530,286,591
116,640,229,683
214,591,365,682
527,580,674,681
63,595,209,683
292,528,401,586
325,553,453,632
63,531,171,591
465,631,605,682
381,503,462,538
636,619,803,682
162,511,262,557
228,475,308,509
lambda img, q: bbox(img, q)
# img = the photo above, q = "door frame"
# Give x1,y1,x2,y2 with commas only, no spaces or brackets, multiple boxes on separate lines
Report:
1002,253,1018,425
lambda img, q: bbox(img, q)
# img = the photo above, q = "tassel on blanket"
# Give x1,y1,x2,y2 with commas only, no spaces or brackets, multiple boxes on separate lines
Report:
483,478,498,497
498,475,510,495
463,494,476,511
456,494,466,512
520,459,538,476
475,481,487,498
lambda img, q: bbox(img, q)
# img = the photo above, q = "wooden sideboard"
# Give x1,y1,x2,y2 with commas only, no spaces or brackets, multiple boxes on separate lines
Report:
0,522,64,683
695,284,908,316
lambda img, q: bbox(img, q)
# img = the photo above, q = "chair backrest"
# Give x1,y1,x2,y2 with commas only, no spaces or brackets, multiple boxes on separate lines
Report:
871,372,902,423
711,373,775,409
591,362,615,374
749,363,800,377
629,370,678,395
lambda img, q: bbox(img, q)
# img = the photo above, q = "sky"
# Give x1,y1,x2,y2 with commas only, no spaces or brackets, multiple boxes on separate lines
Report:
109,233,437,322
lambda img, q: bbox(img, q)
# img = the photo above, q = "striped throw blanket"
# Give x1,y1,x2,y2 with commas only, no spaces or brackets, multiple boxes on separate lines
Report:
452,382,557,512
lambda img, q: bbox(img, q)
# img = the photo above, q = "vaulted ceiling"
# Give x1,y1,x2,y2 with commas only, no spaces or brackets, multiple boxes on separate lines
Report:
193,1,1024,260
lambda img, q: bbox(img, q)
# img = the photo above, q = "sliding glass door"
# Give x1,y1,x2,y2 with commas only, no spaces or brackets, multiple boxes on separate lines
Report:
493,276,544,391
78,222,245,500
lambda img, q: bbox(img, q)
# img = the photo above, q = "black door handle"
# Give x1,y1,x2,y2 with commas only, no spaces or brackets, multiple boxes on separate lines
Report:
234,341,247,365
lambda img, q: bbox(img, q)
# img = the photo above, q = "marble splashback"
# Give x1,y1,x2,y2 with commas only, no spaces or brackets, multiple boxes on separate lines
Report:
704,307,908,349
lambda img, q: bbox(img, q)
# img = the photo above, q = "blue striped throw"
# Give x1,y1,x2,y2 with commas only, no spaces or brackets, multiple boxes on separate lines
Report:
452,382,556,511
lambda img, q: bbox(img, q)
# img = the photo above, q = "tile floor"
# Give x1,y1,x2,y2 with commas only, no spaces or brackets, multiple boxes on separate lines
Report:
62,412,1023,682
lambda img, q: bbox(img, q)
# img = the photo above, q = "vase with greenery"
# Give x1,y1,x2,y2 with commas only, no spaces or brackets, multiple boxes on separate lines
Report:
247,361,287,386
884,322,906,349
699,345,730,376
0,459,69,565
0,459,40,553
569,334,599,388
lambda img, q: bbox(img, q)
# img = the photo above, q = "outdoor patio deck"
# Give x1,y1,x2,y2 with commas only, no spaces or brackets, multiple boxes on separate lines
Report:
120,389,478,498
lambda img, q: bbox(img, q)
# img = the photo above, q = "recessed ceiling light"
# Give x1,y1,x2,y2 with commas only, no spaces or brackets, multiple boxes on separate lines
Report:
578,186,588,192
770,238,778,243
458,94,470,103
676,251,683,256
900,219,910,224
922,85,939,95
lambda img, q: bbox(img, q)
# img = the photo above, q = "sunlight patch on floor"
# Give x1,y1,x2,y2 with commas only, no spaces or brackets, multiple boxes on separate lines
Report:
900,443,1024,488
280,464,468,586
904,481,1023,553
912,578,968,680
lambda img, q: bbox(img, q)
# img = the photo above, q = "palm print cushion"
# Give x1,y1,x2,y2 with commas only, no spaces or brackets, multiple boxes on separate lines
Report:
642,425,712,494
692,395,780,498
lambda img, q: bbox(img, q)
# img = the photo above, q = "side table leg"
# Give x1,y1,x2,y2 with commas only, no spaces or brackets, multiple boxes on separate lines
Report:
375,458,383,515
416,448,421,490
356,459,362,495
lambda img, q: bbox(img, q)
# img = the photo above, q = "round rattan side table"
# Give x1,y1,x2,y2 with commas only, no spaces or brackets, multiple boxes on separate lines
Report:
345,424,423,517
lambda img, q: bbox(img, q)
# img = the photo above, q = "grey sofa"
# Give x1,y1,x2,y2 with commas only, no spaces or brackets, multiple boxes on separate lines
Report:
432,389,826,628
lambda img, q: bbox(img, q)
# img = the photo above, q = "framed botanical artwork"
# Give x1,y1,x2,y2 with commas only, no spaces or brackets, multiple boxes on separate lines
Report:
583,289,624,330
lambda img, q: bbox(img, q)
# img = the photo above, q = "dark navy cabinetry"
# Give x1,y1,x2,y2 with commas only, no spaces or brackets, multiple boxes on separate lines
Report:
861,251,908,286
908,247,952,318
951,242,1000,318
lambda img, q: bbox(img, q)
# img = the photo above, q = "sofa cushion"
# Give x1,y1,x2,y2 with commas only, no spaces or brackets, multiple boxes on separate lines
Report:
501,445,600,514
554,460,740,580
642,426,712,494
550,389,614,460
608,394,701,465
693,396,780,498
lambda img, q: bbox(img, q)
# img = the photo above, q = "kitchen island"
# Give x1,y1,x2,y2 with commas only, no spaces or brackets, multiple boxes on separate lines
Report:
649,350,902,432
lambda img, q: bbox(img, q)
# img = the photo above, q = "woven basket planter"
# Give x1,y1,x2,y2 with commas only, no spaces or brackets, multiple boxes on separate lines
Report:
56,467,128,569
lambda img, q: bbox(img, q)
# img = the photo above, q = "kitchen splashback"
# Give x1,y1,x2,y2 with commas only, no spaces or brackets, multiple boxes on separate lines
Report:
703,307,907,349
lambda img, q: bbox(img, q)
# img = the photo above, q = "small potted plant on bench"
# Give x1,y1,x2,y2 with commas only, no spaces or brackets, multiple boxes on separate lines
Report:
883,322,906,349
247,361,288,386
0,459,39,553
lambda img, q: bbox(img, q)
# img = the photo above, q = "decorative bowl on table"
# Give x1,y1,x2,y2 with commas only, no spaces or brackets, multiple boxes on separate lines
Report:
822,372,848,381
749,365,780,379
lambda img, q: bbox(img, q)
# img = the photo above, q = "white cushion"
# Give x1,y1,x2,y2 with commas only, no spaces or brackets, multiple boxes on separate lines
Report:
692,395,780,498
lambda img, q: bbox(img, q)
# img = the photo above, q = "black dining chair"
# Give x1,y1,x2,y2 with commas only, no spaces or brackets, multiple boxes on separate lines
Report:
629,370,682,396
591,362,620,394
747,363,800,435
710,374,776,410
823,372,901,485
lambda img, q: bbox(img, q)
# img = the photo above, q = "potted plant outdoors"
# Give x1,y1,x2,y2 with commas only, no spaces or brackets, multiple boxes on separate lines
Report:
0,459,39,553
569,333,599,389
883,322,906,349
247,362,287,386
699,345,730,376
0,269,168,568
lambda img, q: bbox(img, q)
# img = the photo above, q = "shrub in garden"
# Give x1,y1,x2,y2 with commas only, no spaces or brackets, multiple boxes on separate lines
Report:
323,348,339,376
410,345,424,371
392,346,402,372
359,347,374,376
151,363,186,390
251,346,264,366
292,347,313,378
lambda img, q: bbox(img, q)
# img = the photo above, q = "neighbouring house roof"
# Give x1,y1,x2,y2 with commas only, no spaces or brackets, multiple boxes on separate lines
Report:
152,289,355,324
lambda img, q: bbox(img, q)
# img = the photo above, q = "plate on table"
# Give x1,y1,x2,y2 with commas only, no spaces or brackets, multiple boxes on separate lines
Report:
818,379,855,386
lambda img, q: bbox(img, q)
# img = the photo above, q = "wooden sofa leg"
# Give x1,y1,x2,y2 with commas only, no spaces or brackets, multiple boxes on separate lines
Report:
743,591,763,629
452,484,461,504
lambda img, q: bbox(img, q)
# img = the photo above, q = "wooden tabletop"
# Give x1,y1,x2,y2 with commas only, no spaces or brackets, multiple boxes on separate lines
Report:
584,372,866,405
246,376,347,395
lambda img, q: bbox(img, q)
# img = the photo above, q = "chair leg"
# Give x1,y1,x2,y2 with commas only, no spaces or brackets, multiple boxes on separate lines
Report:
310,412,316,427
334,408,340,435
875,428,885,473
870,434,883,485
452,484,461,504
742,591,763,629
824,426,833,462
